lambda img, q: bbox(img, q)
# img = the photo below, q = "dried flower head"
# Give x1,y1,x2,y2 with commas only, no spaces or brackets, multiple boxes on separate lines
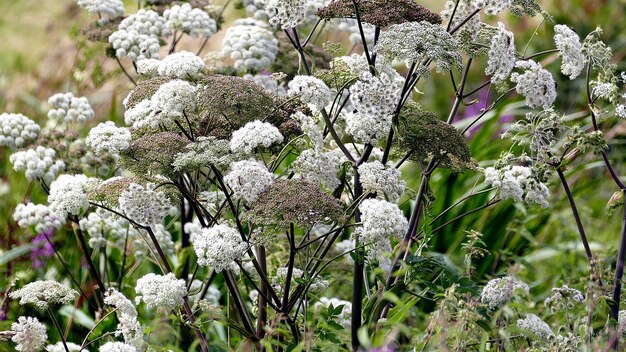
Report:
317,0,441,28
247,179,343,229
10,280,78,309
123,76,172,110
119,132,188,177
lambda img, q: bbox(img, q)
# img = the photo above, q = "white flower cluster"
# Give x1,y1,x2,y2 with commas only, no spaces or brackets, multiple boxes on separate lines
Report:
288,75,333,112
230,120,284,154
118,183,174,226
104,289,143,349
76,0,124,19
47,92,95,124
335,19,376,47
164,3,217,38
358,161,406,203
292,111,323,149
484,165,550,207
480,276,529,310
314,297,352,329
188,224,247,272
347,71,403,141
292,149,340,190
486,22,516,84
375,21,462,73
544,285,584,313
554,25,585,80
242,0,270,20
222,18,279,72
110,9,170,61
442,0,481,38
510,60,557,109
13,202,65,233
46,342,84,352
99,342,137,352
10,280,78,309
135,273,187,310
480,0,512,15
11,316,47,352
79,208,137,248
516,313,554,339
138,51,206,79
266,0,307,29
9,146,65,182
224,160,274,203
86,121,131,156
0,113,40,150
358,199,407,262
48,174,97,218
125,80,197,130
592,82,617,101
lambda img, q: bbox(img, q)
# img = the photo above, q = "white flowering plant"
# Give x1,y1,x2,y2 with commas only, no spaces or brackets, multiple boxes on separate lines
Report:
2,0,626,351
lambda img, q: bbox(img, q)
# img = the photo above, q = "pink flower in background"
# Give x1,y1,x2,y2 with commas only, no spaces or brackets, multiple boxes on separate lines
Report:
30,229,55,269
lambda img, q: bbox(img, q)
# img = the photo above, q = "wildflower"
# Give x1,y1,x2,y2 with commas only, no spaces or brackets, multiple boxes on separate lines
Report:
273,267,328,295
109,9,170,61
516,314,554,340
223,159,274,203
86,122,131,157
98,342,137,352
244,73,287,95
344,111,391,145
441,0,481,39
314,297,352,328
503,109,565,160
76,0,124,19
510,60,556,109
48,174,98,218
287,75,333,112
375,21,462,74
480,276,529,310
118,183,175,227
172,136,233,171
266,0,308,28
147,51,206,79
222,19,279,73
317,0,442,28
359,199,408,242
14,203,64,235
123,76,172,111
30,230,55,269
349,71,403,121
544,285,584,313
230,120,284,154
358,161,406,203
11,316,47,352
47,92,95,124
484,165,550,207
164,3,217,38
0,113,40,150
591,81,618,102
119,132,189,177
79,208,137,248
188,224,247,272
104,289,143,349
486,23,516,84
247,179,343,229
554,24,585,79
334,19,376,47
482,0,513,15
148,79,197,129
135,273,187,310
46,342,85,352
10,281,78,309
9,146,65,182
292,149,340,191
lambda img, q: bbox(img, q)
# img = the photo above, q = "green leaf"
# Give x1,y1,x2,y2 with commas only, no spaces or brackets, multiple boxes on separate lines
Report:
0,243,37,267
59,305,95,329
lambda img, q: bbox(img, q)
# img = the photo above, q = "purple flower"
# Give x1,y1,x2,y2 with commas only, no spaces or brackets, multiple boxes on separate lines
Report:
30,229,55,268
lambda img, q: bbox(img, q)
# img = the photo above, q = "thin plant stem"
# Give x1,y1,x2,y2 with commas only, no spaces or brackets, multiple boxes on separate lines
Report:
609,190,626,350
47,308,70,352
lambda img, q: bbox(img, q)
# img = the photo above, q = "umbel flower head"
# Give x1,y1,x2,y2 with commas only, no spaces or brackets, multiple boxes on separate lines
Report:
188,224,247,272
76,0,125,19
86,121,132,157
48,174,98,218
13,202,65,233
173,136,234,171
196,75,296,139
163,3,217,38
510,60,556,109
375,21,462,75
265,0,308,29
486,22,516,84
516,313,554,340
484,164,550,207
480,276,529,310
118,182,175,226
398,104,476,173
358,161,406,203
247,179,344,229
138,51,206,80
11,316,47,352
9,280,78,309
123,76,172,111
221,18,279,73
135,273,187,310
317,0,442,28
9,146,66,182
224,159,275,203
0,113,40,150
287,75,333,112
104,289,143,349
119,131,189,177
99,341,138,352
47,92,95,124
230,120,284,154
553,24,585,80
